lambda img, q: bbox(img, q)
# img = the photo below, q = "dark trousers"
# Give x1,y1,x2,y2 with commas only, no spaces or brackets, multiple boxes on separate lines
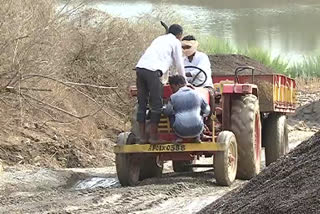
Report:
136,67,163,124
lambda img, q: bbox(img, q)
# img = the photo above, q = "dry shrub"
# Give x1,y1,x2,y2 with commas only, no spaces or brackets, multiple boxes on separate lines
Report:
0,0,168,166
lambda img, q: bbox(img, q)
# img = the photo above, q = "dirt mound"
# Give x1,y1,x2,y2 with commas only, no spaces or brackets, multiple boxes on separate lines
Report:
0,121,120,168
209,54,275,75
291,100,320,129
288,90,320,131
199,131,320,214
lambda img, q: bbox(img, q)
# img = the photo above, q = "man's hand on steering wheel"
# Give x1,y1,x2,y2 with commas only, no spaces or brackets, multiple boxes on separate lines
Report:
186,72,192,77
184,65,207,87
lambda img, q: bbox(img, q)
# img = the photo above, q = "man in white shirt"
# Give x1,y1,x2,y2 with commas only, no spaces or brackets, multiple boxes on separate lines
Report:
182,35,215,129
135,24,186,144
182,35,213,88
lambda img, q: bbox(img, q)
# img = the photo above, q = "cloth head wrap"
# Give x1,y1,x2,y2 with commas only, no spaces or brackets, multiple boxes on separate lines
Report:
182,40,199,57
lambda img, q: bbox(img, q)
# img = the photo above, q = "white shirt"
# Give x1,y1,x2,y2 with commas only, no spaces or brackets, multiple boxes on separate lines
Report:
136,34,185,78
184,51,213,87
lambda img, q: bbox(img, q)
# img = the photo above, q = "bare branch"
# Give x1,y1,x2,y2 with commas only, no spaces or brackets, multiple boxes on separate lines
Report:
21,94,58,121
21,92,103,120
19,87,52,92
64,81,118,89
16,74,123,122
19,74,117,89
5,71,19,88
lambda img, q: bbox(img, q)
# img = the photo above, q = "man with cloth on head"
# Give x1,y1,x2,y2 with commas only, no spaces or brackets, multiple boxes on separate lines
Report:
182,35,213,88
135,24,186,144
182,35,215,129
163,75,210,143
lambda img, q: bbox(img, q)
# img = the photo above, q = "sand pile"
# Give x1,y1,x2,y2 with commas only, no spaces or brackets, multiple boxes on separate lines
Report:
209,54,275,75
199,131,320,214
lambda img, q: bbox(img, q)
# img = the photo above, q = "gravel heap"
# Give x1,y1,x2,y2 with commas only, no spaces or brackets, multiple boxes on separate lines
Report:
199,131,320,214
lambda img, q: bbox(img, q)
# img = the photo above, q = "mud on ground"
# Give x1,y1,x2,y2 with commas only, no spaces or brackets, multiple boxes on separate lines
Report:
0,165,244,214
0,129,315,214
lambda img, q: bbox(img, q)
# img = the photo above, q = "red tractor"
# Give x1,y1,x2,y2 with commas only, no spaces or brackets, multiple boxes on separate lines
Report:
114,66,296,186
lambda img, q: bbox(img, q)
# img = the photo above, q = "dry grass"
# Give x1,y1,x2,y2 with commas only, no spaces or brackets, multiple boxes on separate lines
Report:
295,78,320,92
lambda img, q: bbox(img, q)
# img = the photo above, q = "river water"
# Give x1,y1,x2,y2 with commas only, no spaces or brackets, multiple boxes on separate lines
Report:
81,0,320,63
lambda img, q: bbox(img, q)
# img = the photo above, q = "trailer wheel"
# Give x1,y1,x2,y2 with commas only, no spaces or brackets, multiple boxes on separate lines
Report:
140,156,163,180
231,94,261,179
172,160,195,172
115,132,140,186
263,113,288,166
214,131,238,186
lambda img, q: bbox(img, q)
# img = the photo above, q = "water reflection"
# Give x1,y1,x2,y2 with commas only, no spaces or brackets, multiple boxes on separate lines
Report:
80,0,320,61
88,2,153,18
74,177,120,190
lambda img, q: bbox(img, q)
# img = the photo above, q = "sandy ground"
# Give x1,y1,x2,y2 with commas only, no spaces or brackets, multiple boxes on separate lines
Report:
0,129,316,214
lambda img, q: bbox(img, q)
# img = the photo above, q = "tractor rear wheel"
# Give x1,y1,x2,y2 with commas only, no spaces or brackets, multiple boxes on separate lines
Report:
214,131,238,186
140,156,163,180
230,94,261,180
172,160,195,172
263,113,289,166
115,132,140,186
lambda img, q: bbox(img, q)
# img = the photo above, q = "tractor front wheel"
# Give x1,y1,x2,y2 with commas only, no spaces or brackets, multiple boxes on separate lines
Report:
214,131,238,186
115,132,140,186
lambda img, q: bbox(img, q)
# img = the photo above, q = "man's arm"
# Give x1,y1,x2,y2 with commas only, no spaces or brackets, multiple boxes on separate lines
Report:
200,99,210,117
163,99,175,116
172,41,186,79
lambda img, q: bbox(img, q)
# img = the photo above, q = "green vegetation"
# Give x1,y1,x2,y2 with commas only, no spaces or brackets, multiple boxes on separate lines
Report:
197,35,320,79
287,56,320,78
243,48,288,74
198,36,236,54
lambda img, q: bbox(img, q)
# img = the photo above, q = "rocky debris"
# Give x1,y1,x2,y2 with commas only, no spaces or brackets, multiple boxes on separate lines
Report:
289,99,320,130
287,89,320,131
199,131,320,214
295,90,320,107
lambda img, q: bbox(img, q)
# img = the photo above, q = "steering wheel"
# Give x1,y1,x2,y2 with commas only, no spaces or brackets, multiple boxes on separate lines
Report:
184,65,207,87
